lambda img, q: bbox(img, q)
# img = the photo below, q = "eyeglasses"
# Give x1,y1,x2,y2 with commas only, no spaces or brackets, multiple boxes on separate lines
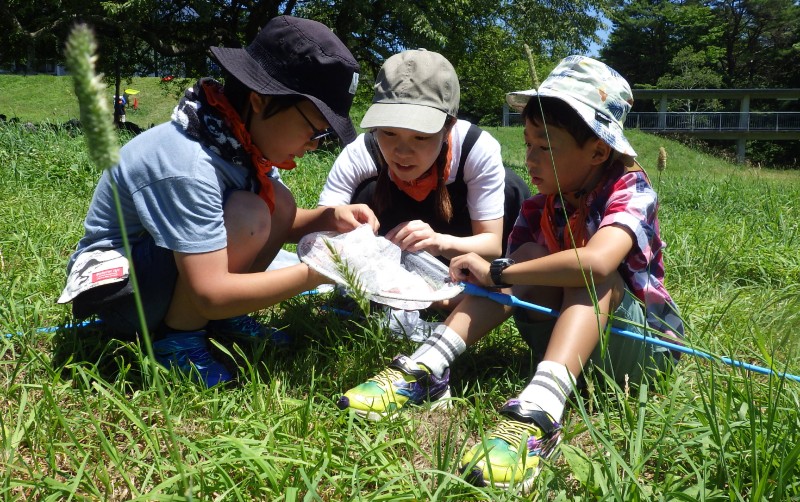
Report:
294,104,335,142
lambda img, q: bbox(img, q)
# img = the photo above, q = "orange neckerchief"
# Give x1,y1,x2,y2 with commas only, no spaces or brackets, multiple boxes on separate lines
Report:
388,133,453,202
540,194,590,254
540,160,645,253
202,81,296,213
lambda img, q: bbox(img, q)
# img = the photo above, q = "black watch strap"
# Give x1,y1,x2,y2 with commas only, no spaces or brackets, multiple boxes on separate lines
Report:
490,258,514,288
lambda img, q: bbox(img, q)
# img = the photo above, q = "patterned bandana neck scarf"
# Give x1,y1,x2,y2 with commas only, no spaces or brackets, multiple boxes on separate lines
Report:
540,193,590,253
387,132,453,201
171,78,296,213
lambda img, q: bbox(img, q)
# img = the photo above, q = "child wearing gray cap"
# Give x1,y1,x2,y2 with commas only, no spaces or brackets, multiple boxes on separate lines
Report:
337,55,685,493
318,48,530,339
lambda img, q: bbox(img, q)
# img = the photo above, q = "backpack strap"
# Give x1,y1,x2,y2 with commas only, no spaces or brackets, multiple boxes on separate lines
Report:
364,131,384,174
455,123,482,182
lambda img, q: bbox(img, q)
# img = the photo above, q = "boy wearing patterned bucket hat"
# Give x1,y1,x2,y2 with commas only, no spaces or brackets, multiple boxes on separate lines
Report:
336,56,685,492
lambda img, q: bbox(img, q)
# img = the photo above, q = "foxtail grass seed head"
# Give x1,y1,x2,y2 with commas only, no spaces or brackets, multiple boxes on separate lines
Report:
64,23,119,170
525,44,539,89
658,146,667,172
524,44,540,88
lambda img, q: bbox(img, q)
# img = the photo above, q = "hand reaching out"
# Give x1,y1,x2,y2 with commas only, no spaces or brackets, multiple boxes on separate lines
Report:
385,219,443,255
332,204,379,234
449,252,492,286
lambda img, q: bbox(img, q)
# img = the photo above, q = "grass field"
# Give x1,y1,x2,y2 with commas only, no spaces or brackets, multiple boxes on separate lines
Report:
0,75,185,127
1,89,799,499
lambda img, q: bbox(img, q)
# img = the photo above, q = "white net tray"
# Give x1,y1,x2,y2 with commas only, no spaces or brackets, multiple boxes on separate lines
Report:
297,225,463,310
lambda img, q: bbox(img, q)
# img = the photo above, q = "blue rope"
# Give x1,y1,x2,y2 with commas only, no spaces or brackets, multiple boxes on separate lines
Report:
4,319,102,339
14,283,799,384
461,282,800,384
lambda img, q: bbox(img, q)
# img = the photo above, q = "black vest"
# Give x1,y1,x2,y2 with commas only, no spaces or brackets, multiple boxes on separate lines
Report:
351,124,483,239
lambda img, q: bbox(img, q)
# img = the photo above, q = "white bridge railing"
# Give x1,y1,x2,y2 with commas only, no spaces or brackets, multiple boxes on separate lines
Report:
624,111,800,132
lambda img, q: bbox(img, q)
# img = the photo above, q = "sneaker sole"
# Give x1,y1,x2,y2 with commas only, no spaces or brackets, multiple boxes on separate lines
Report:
352,388,453,421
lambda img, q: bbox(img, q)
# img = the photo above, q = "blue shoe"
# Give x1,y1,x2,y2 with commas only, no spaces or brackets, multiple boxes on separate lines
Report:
152,330,233,387
206,315,292,346
336,355,451,420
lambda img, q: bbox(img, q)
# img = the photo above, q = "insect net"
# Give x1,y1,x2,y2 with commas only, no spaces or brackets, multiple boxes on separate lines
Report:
297,224,463,310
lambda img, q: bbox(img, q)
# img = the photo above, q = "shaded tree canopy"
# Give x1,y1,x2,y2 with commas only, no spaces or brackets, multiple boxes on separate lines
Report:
602,0,800,166
602,0,800,90
0,0,609,124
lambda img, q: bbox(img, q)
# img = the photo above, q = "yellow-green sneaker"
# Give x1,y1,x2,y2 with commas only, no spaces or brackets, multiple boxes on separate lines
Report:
336,355,451,420
460,399,561,492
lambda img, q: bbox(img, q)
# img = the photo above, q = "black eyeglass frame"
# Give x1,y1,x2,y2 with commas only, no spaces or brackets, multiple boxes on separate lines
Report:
294,104,335,142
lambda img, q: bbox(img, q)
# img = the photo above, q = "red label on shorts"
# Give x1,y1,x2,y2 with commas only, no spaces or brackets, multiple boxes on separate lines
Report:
92,267,124,283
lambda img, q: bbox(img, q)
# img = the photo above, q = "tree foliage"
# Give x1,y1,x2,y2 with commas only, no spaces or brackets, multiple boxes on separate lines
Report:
0,0,609,124
602,0,799,166
603,0,800,90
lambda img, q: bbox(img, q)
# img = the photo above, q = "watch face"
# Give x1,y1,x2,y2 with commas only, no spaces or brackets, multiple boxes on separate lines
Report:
491,258,513,287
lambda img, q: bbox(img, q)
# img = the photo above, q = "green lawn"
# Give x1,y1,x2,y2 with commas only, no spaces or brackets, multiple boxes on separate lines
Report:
1,93,799,499
0,75,182,127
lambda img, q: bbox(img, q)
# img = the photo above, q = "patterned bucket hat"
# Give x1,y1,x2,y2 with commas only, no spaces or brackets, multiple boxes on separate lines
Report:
506,55,636,157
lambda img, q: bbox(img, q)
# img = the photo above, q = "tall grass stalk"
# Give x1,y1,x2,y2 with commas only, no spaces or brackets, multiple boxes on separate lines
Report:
63,22,188,492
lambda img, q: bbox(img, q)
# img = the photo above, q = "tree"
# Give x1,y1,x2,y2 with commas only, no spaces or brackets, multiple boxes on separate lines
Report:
656,48,724,111
0,0,614,124
603,0,800,166
708,0,800,87
302,0,611,123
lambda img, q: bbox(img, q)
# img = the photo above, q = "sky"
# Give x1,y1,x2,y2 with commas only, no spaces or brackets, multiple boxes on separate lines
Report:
588,14,612,57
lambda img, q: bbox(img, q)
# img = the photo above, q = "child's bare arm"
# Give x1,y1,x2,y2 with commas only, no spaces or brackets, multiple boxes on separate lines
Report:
172,248,327,321
502,225,634,288
289,204,379,241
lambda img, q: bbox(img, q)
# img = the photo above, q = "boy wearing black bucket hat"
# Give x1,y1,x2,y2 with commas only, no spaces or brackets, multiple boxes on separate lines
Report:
337,56,685,493
60,16,376,387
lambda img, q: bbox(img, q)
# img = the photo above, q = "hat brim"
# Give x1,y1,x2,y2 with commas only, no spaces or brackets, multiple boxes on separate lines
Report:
210,46,356,144
506,89,636,157
360,103,448,134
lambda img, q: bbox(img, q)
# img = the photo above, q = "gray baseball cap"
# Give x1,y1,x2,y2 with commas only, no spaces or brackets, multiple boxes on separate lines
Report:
360,49,459,134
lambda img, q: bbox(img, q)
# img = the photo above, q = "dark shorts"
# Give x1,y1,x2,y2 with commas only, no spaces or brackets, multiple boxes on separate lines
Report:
72,235,177,337
514,290,674,385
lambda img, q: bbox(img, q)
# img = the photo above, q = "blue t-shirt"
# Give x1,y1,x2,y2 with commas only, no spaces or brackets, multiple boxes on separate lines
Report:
68,122,255,271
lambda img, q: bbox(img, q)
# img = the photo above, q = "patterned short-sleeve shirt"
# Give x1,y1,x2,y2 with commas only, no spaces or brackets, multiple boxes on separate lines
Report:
508,166,685,344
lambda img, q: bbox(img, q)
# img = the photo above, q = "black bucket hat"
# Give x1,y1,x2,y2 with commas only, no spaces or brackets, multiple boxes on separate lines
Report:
210,15,360,144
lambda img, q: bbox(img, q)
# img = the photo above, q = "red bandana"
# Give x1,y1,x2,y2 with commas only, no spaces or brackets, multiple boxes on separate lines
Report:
202,81,296,213
387,133,453,202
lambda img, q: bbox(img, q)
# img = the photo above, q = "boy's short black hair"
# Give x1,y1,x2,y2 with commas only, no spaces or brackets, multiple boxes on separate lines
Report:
522,96,599,147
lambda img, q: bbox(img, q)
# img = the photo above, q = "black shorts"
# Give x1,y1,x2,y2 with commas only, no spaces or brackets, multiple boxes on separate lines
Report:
72,235,177,337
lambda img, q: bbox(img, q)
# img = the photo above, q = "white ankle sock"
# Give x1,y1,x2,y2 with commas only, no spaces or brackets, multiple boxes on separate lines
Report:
517,360,575,422
410,325,467,377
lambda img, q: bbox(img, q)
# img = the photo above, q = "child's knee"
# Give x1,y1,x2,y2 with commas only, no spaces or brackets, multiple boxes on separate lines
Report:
269,182,298,234
224,191,272,242
562,271,626,310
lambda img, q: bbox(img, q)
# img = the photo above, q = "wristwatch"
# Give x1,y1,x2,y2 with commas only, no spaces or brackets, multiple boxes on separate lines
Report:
489,258,515,288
